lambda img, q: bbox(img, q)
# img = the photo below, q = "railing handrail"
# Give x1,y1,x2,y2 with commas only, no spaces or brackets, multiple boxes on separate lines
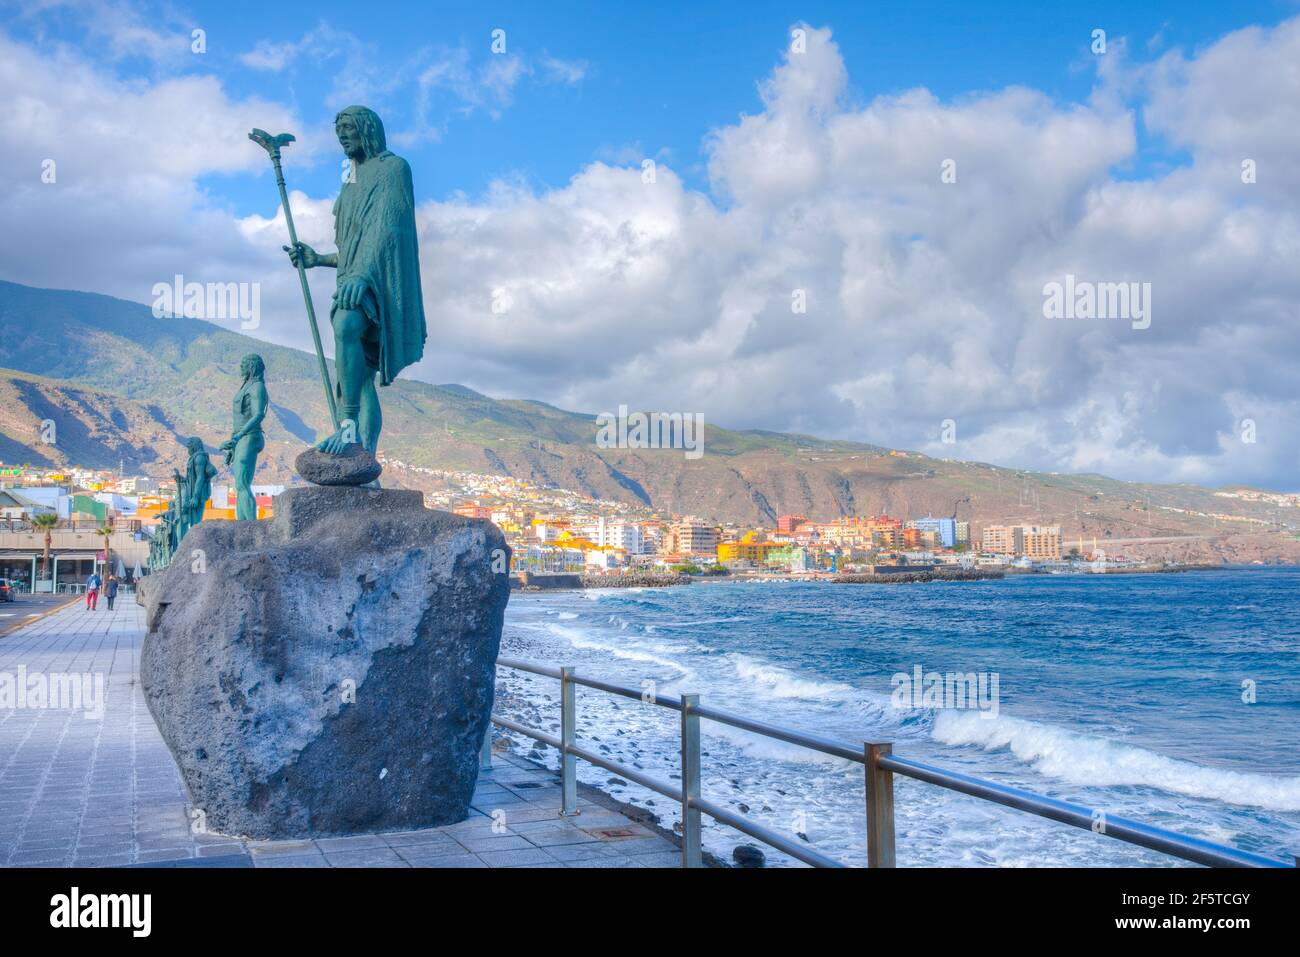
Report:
490,656,1296,869
878,754,1290,870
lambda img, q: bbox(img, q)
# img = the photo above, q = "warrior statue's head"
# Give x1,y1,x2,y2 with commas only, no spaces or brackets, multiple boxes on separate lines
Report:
335,105,386,162
185,436,205,456
240,353,265,382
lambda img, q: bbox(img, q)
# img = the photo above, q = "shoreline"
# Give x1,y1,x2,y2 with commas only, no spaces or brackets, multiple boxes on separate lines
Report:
511,562,1291,592
833,569,1004,584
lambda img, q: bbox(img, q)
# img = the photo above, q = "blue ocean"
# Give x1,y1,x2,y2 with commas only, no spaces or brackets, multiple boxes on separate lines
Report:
495,569,1300,866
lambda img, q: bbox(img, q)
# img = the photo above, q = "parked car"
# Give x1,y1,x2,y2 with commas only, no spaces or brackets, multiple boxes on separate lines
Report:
0,579,16,602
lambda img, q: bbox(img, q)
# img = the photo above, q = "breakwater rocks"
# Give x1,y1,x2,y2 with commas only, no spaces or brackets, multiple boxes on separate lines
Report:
579,574,692,589
1108,563,1223,574
833,568,1004,584
512,572,693,590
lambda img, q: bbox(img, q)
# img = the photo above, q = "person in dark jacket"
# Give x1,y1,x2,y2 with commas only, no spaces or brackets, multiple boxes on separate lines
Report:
105,575,119,611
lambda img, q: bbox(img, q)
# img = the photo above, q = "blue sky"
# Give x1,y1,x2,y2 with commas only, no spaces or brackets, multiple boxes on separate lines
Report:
10,1,1295,210
4,1,1299,488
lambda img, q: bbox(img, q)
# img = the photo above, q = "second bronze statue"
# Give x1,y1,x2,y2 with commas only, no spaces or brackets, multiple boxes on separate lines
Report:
221,353,268,521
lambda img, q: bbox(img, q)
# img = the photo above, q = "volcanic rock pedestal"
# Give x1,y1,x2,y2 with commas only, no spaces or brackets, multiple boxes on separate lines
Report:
138,485,510,839
293,443,382,487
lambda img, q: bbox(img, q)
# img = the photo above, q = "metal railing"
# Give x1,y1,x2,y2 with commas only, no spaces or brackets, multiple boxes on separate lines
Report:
487,657,1297,869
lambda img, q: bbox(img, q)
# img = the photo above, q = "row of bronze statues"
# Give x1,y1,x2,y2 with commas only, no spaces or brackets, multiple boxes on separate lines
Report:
147,354,268,570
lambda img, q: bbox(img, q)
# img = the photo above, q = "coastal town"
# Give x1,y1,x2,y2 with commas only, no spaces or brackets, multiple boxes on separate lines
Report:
0,457,1242,593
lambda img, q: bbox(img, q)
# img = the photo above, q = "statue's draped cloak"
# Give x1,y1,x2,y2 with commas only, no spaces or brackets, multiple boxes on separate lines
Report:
332,151,427,386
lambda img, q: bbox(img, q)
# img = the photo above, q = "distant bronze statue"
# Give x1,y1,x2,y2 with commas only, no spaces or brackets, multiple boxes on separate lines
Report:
221,354,268,520
278,105,427,457
153,498,178,570
170,469,190,543
176,437,216,539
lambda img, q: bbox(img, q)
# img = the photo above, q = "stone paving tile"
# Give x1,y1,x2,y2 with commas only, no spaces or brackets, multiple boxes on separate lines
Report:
196,843,246,858
0,602,690,870
509,818,580,834
492,805,573,824
394,846,487,866
406,856,489,869
323,848,410,867
245,854,327,869
380,830,462,848
475,847,556,868
73,845,133,863
314,835,390,852
541,842,626,863
519,826,601,848
248,841,317,858
565,856,644,868
606,836,679,856
137,849,196,863
453,834,533,853
472,792,526,808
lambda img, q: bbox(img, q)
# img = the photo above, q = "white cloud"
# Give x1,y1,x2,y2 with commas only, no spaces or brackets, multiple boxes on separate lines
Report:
538,53,587,85
6,0,196,66
235,25,588,143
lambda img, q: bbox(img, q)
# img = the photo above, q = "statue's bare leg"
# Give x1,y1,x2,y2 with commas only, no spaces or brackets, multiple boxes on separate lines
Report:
233,433,263,520
358,372,381,453
319,308,369,455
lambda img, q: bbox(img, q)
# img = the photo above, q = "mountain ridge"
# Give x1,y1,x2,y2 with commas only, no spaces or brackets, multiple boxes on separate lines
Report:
2,279,1298,563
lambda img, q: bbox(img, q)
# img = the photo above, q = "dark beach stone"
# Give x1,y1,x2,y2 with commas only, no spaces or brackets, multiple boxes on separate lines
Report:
294,443,382,486
733,844,766,868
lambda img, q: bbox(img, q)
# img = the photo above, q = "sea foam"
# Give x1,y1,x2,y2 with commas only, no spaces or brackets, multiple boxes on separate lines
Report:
933,710,1300,812
729,654,854,701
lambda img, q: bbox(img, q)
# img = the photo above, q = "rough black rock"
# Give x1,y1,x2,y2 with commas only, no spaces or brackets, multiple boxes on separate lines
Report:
294,443,382,486
138,486,511,839
732,844,766,868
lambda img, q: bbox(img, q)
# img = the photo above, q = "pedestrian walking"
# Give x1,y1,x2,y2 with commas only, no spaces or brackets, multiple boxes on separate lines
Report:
86,571,101,610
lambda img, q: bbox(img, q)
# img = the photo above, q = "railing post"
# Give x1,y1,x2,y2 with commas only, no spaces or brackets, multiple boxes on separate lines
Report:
560,666,578,816
865,742,896,867
680,693,702,867
479,720,493,771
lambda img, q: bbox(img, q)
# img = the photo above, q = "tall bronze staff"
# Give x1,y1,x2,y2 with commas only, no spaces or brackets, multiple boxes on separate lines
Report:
248,128,339,429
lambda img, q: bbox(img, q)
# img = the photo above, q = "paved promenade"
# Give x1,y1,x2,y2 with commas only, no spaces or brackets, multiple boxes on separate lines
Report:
0,601,680,868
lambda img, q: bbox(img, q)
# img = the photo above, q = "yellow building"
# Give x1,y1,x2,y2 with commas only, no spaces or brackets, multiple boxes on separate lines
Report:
718,540,779,564
1022,525,1062,560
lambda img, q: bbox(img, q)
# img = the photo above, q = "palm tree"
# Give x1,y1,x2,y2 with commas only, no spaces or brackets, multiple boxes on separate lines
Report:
32,512,59,580
97,521,115,579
